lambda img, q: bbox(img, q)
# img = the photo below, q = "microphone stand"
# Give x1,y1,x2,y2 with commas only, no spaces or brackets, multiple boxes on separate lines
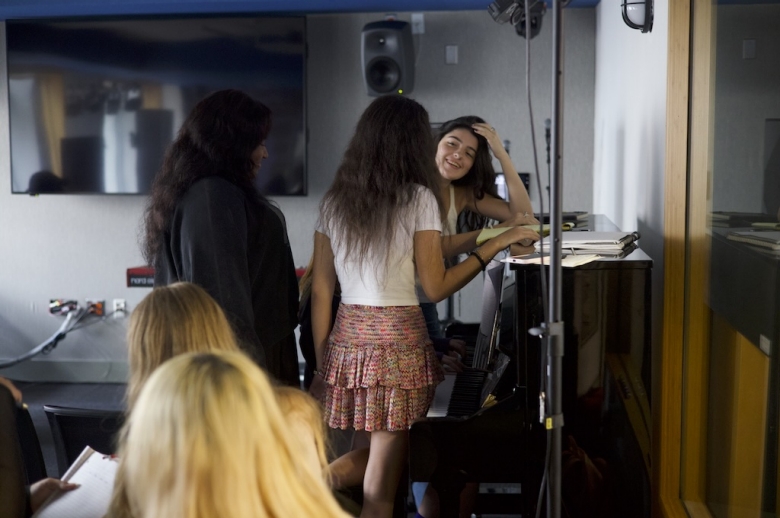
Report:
544,1,565,517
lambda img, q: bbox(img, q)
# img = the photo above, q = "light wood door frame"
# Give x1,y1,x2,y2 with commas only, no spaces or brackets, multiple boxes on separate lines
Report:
658,0,724,516
657,0,693,515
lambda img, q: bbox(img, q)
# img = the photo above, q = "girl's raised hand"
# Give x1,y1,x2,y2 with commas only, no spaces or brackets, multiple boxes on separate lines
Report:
472,122,507,159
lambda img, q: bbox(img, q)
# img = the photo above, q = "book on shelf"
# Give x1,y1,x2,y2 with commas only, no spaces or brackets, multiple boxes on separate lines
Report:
709,211,775,227
751,222,780,230
32,446,118,518
726,230,780,250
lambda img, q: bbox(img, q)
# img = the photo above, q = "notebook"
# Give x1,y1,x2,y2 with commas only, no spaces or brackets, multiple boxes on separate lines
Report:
535,231,640,253
32,446,118,518
710,211,775,227
726,230,780,250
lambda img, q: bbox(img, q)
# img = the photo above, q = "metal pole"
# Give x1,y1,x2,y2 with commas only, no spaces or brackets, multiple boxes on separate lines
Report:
547,0,564,517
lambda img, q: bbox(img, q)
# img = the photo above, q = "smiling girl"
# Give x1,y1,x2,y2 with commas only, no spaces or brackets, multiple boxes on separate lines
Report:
417,116,538,339
434,115,537,258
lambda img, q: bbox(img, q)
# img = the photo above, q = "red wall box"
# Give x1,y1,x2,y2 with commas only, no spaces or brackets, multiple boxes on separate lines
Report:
127,266,154,288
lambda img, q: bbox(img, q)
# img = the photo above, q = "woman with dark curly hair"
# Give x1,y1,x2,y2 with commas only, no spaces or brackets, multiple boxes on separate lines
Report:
141,89,299,385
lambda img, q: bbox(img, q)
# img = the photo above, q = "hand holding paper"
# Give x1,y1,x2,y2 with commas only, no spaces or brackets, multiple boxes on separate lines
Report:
476,224,551,246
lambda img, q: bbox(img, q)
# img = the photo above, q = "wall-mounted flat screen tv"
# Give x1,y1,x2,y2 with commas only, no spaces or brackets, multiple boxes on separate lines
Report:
6,15,306,195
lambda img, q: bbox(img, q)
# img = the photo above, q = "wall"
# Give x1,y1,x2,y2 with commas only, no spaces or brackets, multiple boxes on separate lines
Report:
592,1,668,381
0,9,596,382
711,4,780,213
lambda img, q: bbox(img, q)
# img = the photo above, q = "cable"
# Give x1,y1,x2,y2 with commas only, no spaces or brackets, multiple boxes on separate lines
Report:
535,429,552,518
517,0,554,514
69,311,118,331
515,0,549,323
0,308,85,369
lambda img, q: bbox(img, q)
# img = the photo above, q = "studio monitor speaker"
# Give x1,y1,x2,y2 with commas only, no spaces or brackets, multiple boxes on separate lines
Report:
361,21,415,96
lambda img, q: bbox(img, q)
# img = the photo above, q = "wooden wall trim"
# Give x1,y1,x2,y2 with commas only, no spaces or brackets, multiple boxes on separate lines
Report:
680,0,716,507
656,0,692,516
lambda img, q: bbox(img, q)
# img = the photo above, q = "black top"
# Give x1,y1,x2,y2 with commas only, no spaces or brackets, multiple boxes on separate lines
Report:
154,176,299,367
0,386,28,518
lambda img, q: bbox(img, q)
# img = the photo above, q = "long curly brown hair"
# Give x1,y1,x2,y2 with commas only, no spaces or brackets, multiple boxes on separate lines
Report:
141,89,272,265
319,95,443,270
435,116,499,232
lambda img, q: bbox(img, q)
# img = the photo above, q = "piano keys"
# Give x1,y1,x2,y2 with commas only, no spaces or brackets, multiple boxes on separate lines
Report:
425,260,506,419
427,370,488,418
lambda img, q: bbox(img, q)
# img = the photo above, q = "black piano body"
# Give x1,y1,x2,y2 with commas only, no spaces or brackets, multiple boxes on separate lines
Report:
410,215,653,517
513,235,652,517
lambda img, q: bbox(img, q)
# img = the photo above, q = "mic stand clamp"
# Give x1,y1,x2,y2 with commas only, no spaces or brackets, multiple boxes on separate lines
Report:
528,322,565,430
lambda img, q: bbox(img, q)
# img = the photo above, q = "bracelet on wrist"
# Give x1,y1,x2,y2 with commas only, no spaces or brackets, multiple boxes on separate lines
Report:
313,369,325,377
470,249,487,271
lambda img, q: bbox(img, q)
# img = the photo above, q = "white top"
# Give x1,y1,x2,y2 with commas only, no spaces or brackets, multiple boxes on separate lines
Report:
318,185,442,306
416,185,457,304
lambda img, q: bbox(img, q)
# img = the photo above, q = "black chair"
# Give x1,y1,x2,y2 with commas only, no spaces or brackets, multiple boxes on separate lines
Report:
43,405,123,477
16,403,47,484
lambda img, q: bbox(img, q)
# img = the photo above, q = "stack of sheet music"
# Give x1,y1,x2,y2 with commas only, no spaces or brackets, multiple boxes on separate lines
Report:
726,230,780,250
534,231,640,258
709,211,776,228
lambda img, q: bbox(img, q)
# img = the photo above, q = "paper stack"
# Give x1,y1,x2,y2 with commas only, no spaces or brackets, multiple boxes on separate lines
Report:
726,230,780,250
502,253,601,267
534,231,640,258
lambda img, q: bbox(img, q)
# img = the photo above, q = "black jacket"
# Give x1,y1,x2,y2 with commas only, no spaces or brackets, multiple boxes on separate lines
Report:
0,385,29,518
154,176,299,368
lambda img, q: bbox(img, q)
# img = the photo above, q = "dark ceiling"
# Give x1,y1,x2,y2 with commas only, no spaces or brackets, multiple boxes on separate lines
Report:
0,0,600,20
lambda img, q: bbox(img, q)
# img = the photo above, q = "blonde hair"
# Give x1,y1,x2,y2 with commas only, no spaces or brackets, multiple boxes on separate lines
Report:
274,386,330,478
110,351,349,518
125,282,239,410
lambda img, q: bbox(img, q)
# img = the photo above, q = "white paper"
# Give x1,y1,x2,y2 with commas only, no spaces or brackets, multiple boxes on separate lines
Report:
502,254,600,267
33,447,118,518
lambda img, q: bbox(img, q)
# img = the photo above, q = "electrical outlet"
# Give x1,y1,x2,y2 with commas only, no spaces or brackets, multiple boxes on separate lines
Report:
411,13,425,34
113,299,127,318
445,45,459,65
86,299,105,316
49,299,78,316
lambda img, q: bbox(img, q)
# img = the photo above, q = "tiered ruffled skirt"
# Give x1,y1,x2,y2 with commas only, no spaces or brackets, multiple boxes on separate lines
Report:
322,304,444,432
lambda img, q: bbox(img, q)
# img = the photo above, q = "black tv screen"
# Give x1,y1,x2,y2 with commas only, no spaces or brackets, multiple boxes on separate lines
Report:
6,15,306,195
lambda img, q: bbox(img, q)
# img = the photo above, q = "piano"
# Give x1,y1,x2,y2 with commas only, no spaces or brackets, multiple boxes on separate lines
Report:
409,215,653,517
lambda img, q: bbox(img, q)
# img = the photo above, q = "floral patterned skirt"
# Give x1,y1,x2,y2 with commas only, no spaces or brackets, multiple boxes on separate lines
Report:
322,304,444,432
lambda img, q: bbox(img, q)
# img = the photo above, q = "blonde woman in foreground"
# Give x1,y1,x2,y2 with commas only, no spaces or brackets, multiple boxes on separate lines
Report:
274,386,330,479
109,351,350,518
125,281,240,410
